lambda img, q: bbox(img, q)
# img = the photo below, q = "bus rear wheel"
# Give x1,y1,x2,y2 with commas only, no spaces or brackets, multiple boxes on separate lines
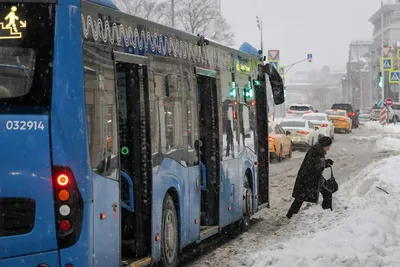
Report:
160,193,178,267
241,178,253,231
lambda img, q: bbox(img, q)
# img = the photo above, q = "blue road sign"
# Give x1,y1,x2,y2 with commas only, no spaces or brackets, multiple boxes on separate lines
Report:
382,58,393,71
269,61,279,70
307,53,312,60
389,70,400,84
377,99,383,107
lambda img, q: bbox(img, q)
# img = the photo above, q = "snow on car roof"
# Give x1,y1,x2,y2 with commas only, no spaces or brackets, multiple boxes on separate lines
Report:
302,113,326,117
280,118,307,122
289,104,312,107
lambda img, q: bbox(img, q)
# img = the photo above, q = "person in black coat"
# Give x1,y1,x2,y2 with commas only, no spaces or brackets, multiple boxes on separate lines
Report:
286,136,334,219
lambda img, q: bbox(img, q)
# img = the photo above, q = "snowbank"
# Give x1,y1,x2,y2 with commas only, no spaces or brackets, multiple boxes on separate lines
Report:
364,120,400,134
250,155,400,267
376,136,400,152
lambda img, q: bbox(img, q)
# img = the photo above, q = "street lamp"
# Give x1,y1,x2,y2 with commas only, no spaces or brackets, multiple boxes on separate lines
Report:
256,16,263,61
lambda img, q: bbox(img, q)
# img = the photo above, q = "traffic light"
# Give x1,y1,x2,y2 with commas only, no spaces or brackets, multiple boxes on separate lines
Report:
243,81,254,102
229,81,236,98
378,72,382,88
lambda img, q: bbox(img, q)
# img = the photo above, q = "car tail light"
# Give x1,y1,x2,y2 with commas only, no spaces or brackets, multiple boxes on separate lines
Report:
320,123,328,127
268,136,276,142
304,110,312,114
287,110,293,113
52,166,83,249
297,130,309,135
349,112,355,116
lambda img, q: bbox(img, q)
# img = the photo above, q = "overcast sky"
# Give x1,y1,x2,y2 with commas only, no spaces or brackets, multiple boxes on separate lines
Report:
221,0,382,73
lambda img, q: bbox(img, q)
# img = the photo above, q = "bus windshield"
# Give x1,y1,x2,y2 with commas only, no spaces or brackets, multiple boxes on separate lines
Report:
0,3,55,108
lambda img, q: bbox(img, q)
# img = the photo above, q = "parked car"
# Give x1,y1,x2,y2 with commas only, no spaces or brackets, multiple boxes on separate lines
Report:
279,118,319,152
358,108,371,124
287,104,314,118
301,112,335,140
325,109,352,133
268,121,293,161
330,103,358,128
370,104,396,123
388,102,400,123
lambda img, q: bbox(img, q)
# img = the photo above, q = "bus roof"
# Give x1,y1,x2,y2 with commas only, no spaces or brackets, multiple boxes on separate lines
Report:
87,0,118,9
82,0,260,62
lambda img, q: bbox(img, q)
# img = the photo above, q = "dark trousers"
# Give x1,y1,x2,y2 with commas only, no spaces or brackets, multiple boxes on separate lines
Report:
286,189,332,219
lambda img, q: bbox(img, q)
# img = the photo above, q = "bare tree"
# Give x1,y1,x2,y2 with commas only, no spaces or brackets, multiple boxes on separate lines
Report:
175,0,235,45
114,0,235,46
116,0,169,24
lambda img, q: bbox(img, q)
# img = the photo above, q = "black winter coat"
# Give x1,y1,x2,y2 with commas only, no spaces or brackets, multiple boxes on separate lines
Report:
292,143,328,203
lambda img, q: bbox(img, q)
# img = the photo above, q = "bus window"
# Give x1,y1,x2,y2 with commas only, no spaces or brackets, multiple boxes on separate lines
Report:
148,69,161,174
150,59,188,166
184,65,199,165
241,104,255,151
83,44,118,180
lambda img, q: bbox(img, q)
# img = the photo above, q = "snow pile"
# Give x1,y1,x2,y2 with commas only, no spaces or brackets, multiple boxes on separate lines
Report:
376,136,400,152
364,120,383,131
250,156,400,267
364,121,400,134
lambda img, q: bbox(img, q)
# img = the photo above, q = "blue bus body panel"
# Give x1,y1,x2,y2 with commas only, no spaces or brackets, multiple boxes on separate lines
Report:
152,159,188,260
187,166,201,243
219,160,237,227
51,1,94,266
0,115,58,260
92,173,120,267
0,250,59,267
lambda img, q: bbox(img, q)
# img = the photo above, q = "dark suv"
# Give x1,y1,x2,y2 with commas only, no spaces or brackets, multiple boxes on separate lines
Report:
331,103,358,128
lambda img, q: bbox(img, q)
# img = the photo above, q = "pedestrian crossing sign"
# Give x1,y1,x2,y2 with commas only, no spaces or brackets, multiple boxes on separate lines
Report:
268,60,280,71
389,70,400,84
380,58,393,71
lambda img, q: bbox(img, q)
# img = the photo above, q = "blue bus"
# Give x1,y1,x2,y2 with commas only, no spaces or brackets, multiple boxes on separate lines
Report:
0,0,284,266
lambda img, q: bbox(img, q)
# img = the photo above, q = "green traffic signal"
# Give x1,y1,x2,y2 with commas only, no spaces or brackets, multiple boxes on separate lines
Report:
378,72,382,88
229,88,236,97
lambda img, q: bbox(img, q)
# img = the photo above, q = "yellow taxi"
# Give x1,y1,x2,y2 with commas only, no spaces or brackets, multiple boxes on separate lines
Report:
325,109,352,133
268,121,292,161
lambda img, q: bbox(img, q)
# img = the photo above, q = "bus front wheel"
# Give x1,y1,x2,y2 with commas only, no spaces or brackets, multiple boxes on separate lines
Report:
160,193,178,267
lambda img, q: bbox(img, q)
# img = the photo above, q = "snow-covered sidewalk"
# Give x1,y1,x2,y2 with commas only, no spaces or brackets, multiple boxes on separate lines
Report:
249,155,400,267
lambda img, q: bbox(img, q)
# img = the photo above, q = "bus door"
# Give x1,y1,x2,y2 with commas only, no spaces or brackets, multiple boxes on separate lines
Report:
114,52,153,261
195,67,221,237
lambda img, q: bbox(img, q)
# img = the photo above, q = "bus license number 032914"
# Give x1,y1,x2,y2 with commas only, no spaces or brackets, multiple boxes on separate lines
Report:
5,120,45,131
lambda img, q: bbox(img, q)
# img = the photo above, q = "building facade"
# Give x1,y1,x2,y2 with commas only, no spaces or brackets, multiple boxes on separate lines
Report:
369,0,400,104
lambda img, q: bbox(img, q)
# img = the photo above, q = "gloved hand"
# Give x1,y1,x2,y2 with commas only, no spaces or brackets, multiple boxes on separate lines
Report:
325,159,334,167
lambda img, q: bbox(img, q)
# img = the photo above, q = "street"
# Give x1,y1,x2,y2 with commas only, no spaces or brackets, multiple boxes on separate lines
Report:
184,124,400,267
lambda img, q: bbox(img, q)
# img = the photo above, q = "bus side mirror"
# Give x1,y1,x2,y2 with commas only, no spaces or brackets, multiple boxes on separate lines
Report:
264,64,284,106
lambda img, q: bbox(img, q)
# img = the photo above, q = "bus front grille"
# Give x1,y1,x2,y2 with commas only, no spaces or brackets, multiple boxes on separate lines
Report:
0,198,35,237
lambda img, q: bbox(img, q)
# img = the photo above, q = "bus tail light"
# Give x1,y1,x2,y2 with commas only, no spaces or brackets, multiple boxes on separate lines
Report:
52,166,83,248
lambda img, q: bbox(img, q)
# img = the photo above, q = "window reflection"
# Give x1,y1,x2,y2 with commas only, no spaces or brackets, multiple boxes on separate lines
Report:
150,60,188,168
83,45,118,179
